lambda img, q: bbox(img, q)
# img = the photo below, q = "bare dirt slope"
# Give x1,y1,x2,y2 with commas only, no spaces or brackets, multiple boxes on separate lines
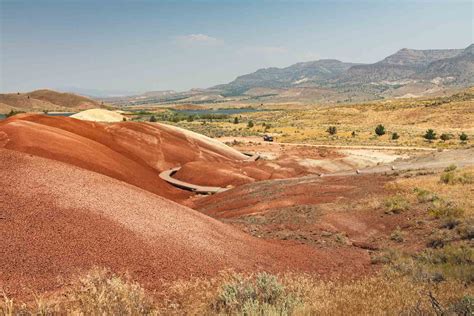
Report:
0,115,255,201
190,173,388,218
0,149,371,299
0,115,320,193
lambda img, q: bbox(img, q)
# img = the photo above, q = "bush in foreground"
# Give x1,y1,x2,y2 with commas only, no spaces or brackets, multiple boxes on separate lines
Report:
3,268,473,315
212,272,301,315
1,268,155,315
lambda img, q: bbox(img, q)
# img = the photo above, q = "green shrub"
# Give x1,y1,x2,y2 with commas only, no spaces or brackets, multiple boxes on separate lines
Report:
375,124,386,136
384,195,409,214
448,296,474,315
212,272,301,315
426,231,451,248
460,132,468,142
414,188,439,203
5,109,25,117
423,129,437,141
440,217,461,230
418,245,473,266
444,164,457,172
440,133,453,142
247,120,254,128
326,126,337,135
390,227,405,243
457,220,474,240
428,199,464,219
458,172,474,184
149,115,157,122
440,167,473,185
391,132,400,140
440,171,456,184
414,245,474,282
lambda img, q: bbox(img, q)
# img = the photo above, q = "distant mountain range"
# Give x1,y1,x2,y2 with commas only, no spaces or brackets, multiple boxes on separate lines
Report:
114,44,472,105
23,45,472,106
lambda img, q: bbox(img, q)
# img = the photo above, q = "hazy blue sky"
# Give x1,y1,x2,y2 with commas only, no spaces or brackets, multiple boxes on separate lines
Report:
1,0,472,94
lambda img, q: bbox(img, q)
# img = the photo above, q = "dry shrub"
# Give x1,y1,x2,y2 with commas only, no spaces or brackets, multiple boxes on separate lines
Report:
295,277,470,315
392,167,474,217
428,199,464,219
1,267,156,315
157,271,232,314
389,245,474,284
3,270,473,315
211,272,301,315
61,267,155,315
384,195,410,214
440,167,474,185
390,227,405,243
414,187,439,203
157,271,473,315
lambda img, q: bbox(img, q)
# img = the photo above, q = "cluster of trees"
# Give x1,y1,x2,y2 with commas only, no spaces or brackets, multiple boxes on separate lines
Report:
5,109,26,118
373,124,468,142
324,124,469,143
422,129,468,142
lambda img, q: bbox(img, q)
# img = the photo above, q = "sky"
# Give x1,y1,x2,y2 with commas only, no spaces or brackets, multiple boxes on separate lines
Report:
1,0,472,94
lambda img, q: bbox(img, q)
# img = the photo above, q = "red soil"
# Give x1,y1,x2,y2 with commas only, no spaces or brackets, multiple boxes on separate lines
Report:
190,173,411,252
0,115,251,202
173,159,309,188
0,149,372,299
190,175,388,218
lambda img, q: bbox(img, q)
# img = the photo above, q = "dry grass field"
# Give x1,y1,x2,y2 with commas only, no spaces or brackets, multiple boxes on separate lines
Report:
161,88,473,149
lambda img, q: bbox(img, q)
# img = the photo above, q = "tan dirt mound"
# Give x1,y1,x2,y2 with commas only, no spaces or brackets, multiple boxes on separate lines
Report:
71,109,125,122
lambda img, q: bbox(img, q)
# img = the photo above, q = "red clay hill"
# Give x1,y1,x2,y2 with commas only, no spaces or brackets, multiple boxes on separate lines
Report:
0,141,371,300
0,114,311,200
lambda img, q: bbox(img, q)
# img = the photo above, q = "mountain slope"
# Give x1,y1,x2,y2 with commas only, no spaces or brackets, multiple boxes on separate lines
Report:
378,48,463,67
417,44,474,85
343,45,473,85
204,44,473,101
212,59,358,96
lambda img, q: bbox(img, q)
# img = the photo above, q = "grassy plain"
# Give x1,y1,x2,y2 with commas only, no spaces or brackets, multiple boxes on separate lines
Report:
153,88,474,148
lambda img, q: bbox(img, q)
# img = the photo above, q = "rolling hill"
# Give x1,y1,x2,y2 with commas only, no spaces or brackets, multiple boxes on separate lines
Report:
0,89,104,114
